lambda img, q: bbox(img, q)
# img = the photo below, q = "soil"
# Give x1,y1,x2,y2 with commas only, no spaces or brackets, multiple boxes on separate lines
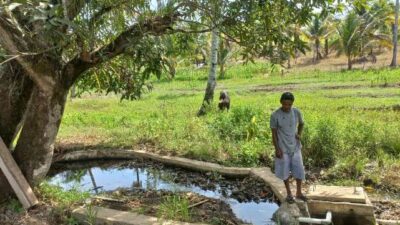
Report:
373,201,400,221
0,203,62,225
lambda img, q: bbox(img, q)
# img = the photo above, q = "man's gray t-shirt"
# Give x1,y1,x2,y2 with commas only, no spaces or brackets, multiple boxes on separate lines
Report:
270,108,304,154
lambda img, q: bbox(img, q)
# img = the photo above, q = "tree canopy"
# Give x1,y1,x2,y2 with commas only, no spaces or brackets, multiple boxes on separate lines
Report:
1,0,333,99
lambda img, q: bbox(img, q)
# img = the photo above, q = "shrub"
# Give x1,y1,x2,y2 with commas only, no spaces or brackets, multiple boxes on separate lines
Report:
230,139,266,167
344,121,379,158
309,118,341,167
209,106,267,142
381,130,400,157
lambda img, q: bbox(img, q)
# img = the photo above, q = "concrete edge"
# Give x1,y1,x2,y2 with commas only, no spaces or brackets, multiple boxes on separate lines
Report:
376,219,400,225
72,206,208,225
307,199,375,216
53,149,252,177
250,167,286,202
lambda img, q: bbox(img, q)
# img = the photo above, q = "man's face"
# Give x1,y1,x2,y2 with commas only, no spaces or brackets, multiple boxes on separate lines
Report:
280,100,293,112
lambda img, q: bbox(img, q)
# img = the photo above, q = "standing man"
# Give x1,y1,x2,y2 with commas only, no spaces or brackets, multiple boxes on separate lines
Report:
270,92,306,203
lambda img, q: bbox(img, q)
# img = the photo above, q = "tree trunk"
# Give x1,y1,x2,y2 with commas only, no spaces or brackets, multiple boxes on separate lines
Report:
201,49,208,65
348,55,352,70
0,63,33,148
316,39,321,60
12,84,68,185
0,62,34,202
70,84,77,101
391,0,399,67
219,62,225,79
325,38,329,57
218,37,229,79
197,28,219,116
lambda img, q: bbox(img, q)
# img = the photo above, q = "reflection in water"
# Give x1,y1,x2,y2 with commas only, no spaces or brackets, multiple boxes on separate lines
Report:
48,163,278,225
132,168,142,189
88,169,103,194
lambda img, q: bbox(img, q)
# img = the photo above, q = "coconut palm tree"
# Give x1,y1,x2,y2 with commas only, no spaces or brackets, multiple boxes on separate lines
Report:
332,11,391,70
322,15,336,57
304,15,325,62
332,12,363,69
364,0,394,55
304,13,336,61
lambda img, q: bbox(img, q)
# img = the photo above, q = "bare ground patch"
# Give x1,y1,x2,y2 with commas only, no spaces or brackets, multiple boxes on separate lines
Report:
250,82,400,93
336,104,400,111
374,201,400,221
325,93,400,99
0,203,62,225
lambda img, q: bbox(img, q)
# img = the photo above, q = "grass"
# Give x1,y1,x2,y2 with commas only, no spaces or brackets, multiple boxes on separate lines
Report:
38,181,90,207
57,59,400,191
5,199,24,213
157,195,191,221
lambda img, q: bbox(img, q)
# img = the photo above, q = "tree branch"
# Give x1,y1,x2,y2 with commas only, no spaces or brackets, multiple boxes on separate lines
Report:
64,12,181,86
0,18,55,94
173,27,212,34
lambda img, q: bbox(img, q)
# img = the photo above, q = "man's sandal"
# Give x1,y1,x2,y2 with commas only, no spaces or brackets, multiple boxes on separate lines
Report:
286,195,295,204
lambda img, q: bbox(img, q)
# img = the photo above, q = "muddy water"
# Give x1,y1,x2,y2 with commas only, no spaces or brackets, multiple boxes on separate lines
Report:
48,160,278,225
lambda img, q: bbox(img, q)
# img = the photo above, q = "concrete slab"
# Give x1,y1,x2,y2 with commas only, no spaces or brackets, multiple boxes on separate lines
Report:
72,206,208,225
307,185,366,204
307,200,376,225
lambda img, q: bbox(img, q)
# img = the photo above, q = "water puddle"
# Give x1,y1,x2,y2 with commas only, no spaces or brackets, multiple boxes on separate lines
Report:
48,160,278,225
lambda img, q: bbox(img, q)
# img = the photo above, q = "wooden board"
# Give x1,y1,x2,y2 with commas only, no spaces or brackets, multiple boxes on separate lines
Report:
0,137,38,209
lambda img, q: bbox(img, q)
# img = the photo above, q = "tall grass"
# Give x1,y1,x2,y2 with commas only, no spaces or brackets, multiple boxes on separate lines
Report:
158,195,191,221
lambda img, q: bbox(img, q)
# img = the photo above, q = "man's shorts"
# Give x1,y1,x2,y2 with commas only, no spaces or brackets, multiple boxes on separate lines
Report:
274,150,305,180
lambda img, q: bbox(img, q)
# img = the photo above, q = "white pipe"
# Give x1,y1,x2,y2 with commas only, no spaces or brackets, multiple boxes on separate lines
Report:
298,211,332,224
376,219,400,225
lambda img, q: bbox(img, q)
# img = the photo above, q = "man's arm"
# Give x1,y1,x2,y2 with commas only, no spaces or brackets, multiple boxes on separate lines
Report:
272,128,283,158
296,109,305,140
296,123,304,140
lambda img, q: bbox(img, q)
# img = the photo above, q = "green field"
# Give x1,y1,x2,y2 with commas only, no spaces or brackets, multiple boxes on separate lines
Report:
58,62,400,190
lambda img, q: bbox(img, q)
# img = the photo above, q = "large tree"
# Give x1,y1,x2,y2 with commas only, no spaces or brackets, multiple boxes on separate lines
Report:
0,0,330,201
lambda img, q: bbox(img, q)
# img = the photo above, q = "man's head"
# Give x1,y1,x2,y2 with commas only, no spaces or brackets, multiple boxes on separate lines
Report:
280,92,294,112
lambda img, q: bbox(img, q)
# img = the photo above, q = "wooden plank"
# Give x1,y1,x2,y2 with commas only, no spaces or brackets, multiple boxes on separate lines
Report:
0,137,38,209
